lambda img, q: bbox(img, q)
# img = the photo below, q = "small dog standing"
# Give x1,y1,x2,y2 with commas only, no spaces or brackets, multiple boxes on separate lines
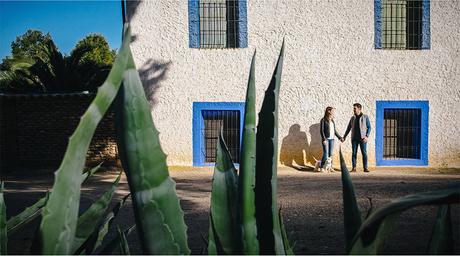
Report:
314,157,334,173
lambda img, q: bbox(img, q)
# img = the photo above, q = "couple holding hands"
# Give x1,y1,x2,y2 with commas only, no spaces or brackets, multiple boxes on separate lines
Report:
319,103,371,172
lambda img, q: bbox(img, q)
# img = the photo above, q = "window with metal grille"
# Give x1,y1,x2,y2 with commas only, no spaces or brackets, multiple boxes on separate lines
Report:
202,110,241,163
381,0,424,49
199,0,239,48
383,109,421,159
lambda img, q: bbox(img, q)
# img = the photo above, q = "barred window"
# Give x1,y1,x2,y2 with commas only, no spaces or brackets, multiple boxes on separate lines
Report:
202,110,241,163
383,109,421,159
199,0,239,48
382,0,424,49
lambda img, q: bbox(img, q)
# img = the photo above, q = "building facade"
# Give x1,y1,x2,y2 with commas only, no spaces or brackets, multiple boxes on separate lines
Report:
127,0,460,168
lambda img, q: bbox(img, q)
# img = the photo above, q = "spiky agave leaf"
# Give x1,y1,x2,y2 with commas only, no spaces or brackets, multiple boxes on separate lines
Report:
0,182,6,255
117,226,130,255
38,26,131,254
255,39,285,255
77,193,131,255
427,205,454,254
208,131,242,255
8,164,100,236
339,148,363,253
71,174,121,253
115,47,189,254
239,50,259,255
350,185,460,254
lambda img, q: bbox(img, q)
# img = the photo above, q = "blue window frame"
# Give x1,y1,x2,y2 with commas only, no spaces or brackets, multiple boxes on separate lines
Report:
374,0,430,49
193,102,245,166
376,101,429,166
188,0,248,49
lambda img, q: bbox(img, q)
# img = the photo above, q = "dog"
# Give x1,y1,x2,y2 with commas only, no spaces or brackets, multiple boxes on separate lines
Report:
313,157,333,173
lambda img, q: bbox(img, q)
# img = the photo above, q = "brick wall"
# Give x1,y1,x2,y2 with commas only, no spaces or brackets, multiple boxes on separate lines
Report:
0,93,118,173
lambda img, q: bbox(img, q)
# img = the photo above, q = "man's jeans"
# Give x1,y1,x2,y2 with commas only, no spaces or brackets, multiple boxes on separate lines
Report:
352,140,368,169
321,139,334,168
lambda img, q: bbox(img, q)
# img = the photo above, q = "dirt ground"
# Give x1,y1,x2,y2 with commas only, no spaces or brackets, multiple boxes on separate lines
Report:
3,167,460,255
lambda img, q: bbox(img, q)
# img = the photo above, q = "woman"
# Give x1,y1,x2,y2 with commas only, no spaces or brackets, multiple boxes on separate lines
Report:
320,106,343,170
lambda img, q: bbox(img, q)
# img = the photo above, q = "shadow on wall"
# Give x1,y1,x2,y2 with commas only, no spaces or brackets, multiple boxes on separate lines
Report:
139,59,172,107
280,123,323,171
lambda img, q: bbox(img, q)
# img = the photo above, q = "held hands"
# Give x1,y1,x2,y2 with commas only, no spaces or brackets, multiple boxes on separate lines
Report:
362,136,368,142
340,137,345,143
323,140,327,145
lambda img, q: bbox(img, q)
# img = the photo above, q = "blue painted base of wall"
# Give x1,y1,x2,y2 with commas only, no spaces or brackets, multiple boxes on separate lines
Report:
193,102,245,166
375,100,429,166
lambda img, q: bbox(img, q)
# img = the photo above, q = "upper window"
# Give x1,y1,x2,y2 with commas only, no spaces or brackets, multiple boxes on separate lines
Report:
188,0,248,49
375,0,430,50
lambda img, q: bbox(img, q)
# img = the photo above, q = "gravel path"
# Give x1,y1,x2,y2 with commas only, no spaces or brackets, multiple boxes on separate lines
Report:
3,167,460,254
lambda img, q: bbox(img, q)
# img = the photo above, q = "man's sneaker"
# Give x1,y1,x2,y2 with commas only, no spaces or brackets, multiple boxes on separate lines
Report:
364,169,370,173
350,168,356,172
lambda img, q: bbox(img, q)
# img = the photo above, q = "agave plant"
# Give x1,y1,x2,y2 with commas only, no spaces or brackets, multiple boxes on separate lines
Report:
208,41,294,255
339,149,460,255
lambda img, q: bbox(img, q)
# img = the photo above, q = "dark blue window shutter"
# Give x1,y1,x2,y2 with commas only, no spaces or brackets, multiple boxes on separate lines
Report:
374,0,382,49
237,0,248,48
188,0,200,48
421,0,430,49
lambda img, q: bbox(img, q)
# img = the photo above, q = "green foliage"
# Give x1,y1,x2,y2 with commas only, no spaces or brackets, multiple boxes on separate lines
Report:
208,132,241,255
8,30,52,63
71,174,121,252
427,205,454,254
6,193,49,235
339,149,362,252
0,182,7,255
255,39,286,255
0,30,115,93
117,226,130,255
209,41,291,255
340,150,460,255
239,51,259,255
38,26,131,255
114,44,189,254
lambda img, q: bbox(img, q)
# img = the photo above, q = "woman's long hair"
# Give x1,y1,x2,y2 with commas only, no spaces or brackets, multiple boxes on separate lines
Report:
323,106,334,120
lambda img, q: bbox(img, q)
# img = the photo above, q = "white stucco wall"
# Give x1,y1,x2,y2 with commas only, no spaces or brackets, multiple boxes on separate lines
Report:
128,0,460,168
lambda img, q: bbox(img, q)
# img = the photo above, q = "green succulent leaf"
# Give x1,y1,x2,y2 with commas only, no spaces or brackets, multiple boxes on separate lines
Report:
350,185,460,254
255,39,285,255
349,213,398,255
98,225,136,255
81,162,103,183
8,164,100,237
0,182,7,255
38,26,131,255
6,192,49,235
339,148,363,253
71,174,121,253
239,50,259,255
427,204,454,254
79,193,131,254
279,208,294,255
115,47,189,254
117,226,130,255
208,131,242,255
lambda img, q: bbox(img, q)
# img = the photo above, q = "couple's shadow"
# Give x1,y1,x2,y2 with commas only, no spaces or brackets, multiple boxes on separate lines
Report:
280,123,323,172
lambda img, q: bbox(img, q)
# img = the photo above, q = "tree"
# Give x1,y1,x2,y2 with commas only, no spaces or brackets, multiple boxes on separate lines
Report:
0,31,116,93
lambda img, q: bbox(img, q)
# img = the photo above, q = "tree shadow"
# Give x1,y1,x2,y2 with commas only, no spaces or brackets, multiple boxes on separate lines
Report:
138,59,172,107
280,124,315,172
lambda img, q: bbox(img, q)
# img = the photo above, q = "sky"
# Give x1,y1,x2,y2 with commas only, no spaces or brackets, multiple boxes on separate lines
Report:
0,0,122,59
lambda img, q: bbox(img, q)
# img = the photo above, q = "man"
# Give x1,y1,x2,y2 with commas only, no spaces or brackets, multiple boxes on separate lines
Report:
343,103,371,172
